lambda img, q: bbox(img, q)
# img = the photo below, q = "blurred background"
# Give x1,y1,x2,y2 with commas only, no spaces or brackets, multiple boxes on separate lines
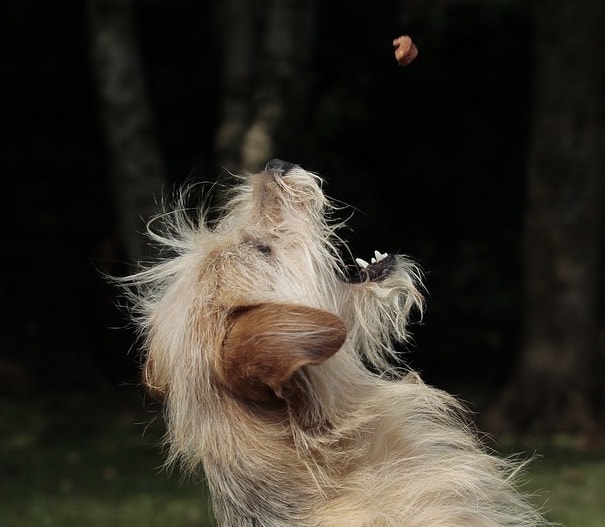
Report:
1,0,604,525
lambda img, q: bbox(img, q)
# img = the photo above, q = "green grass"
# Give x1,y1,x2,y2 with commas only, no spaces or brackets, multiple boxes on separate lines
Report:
0,391,213,527
1,391,603,526
519,442,605,526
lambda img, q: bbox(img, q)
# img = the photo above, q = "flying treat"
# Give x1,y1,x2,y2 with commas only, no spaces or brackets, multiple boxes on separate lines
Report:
393,35,418,66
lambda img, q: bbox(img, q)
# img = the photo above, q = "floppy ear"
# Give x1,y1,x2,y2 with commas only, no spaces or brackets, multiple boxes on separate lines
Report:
220,303,347,402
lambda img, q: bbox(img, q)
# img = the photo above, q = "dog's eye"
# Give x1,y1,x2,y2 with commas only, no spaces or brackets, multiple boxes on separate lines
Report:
255,243,272,256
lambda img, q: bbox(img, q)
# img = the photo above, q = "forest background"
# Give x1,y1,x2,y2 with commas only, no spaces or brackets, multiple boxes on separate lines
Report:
1,0,604,525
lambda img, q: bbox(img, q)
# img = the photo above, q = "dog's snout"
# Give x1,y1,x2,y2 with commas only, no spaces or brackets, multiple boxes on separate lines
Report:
265,158,297,174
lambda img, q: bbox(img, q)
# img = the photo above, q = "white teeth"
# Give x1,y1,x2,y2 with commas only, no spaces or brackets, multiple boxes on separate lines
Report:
374,250,388,262
357,251,388,269
355,258,370,269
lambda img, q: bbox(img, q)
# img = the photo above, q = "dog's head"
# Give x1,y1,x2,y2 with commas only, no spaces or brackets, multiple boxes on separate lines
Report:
134,161,349,410
123,160,422,466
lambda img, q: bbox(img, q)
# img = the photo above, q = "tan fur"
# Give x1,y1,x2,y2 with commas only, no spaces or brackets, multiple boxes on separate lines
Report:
119,161,549,526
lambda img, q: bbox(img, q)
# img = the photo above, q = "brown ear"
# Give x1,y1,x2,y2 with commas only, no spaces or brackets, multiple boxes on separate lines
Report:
220,303,346,402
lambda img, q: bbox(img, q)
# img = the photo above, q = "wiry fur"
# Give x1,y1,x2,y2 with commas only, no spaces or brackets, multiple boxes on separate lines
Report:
119,163,548,526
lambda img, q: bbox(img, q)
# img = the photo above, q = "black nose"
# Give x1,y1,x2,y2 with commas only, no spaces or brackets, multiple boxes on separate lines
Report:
264,158,297,174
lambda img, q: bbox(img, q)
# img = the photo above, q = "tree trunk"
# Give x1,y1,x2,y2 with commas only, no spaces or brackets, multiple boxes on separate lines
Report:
214,0,258,172
88,0,165,262
215,0,317,173
487,0,604,435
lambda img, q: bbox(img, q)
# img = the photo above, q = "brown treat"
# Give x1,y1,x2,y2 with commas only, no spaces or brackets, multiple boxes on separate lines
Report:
393,35,418,66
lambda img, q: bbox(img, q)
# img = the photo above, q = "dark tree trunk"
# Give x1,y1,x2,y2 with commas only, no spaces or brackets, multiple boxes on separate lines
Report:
214,0,258,172
88,0,165,262
487,0,604,435
215,0,317,173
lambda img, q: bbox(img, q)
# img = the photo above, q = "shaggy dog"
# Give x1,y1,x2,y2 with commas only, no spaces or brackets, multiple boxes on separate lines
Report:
120,160,547,526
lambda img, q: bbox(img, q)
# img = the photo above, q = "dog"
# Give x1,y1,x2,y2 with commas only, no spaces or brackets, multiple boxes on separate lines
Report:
120,159,548,526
